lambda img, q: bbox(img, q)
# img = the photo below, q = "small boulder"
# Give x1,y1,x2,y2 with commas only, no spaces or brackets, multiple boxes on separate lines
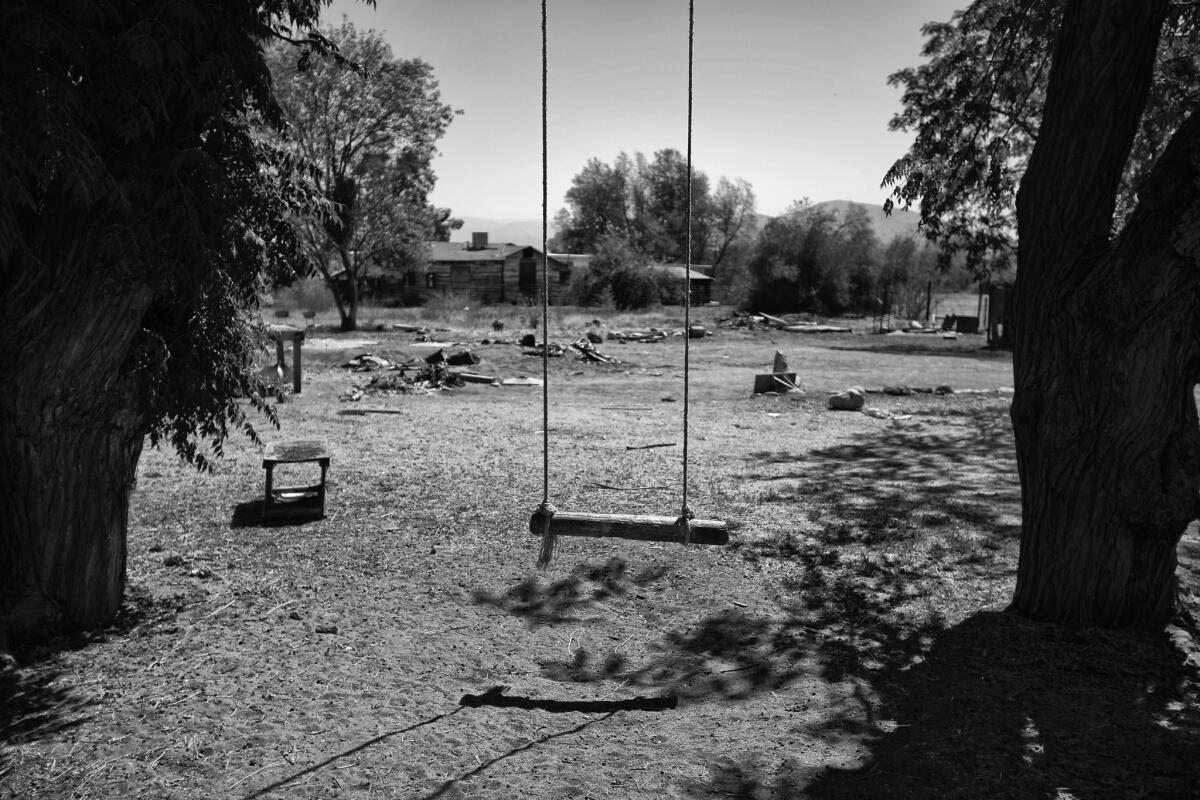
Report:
827,387,866,411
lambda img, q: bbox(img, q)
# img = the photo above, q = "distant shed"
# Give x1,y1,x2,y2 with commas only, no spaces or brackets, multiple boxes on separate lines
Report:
651,264,714,306
427,232,572,304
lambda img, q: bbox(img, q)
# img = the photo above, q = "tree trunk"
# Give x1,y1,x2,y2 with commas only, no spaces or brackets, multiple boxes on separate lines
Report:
1011,0,1200,626
0,276,153,635
336,247,358,332
340,275,359,332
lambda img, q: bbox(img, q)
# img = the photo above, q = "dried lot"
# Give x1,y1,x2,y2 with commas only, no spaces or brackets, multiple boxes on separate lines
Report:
3,317,1197,799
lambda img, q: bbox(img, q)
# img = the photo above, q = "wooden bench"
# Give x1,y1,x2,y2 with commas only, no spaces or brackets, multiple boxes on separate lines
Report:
262,440,330,520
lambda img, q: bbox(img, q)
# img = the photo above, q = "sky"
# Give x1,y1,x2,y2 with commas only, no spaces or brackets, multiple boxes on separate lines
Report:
321,0,965,221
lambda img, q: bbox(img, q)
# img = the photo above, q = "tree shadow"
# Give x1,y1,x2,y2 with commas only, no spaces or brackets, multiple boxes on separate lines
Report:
471,557,660,624
0,665,95,776
686,610,1200,799
1,582,193,777
741,401,1020,556
826,338,1011,361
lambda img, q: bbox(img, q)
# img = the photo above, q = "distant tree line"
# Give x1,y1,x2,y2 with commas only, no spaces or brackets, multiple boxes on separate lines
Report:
552,151,973,315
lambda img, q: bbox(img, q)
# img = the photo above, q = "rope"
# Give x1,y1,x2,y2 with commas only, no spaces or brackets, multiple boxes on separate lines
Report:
538,0,699,562
680,0,695,543
536,0,556,568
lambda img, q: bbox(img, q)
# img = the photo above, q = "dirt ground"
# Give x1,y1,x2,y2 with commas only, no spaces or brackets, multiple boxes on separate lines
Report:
3,321,1199,799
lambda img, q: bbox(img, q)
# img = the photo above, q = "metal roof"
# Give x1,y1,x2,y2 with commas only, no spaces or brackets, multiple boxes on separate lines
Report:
651,264,714,281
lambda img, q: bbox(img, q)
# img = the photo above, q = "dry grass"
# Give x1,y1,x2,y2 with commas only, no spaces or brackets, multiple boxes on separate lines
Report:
2,315,1198,799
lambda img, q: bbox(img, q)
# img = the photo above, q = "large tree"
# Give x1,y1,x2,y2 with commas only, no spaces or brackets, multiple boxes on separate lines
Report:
267,21,457,330
746,200,881,315
554,149,755,273
891,0,1200,626
0,0,339,636
1011,0,1200,626
884,0,1200,273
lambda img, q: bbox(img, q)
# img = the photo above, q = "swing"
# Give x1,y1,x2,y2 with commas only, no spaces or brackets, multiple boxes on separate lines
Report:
530,0,729,567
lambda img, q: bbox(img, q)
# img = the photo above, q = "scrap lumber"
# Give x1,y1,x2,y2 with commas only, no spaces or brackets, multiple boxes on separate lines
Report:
456,372,498,384
757,311,791,328
753,372,799,394
570,338,619,364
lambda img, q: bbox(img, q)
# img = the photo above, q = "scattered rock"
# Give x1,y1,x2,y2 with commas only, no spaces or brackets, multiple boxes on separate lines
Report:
828,387,866,411
162,553,186,567
315,623,338,635
288,610,302,621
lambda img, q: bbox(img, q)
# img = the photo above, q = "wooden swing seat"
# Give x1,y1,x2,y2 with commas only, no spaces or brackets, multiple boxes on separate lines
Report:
529,511,728,546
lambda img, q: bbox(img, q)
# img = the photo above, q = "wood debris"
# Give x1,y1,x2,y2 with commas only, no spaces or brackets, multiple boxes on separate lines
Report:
570,337,620,364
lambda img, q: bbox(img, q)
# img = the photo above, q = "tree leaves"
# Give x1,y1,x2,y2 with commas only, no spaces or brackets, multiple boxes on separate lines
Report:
0,0,338,469
555,149,755,274
265,19,457,330
885,0,1200,276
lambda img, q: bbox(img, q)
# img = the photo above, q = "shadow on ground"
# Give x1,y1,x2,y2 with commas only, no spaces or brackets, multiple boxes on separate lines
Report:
826,337,1012,361
705,611,1200,799
0,664,94,776
230,498,324,528
741,401,1020,555
473,399,1200,797
0,585,193,777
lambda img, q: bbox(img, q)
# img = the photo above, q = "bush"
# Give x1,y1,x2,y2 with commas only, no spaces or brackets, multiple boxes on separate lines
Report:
609,266,665,310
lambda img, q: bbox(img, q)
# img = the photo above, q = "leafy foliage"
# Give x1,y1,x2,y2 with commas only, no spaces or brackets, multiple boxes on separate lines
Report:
884,0,1200,275
747,201,882,315
266,20,458,330
566,234,665,310
0,0,358,471
554,149,757,277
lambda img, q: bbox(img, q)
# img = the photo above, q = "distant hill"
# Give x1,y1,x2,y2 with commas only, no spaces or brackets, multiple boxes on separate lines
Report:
809,200,922,244
453,217,555,247
453,201,922,249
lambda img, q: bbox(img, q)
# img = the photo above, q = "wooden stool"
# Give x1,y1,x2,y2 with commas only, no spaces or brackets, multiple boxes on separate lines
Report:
262,440,330,520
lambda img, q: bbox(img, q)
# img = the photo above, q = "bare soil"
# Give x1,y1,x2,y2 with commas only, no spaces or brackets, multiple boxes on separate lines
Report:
3,321,1198,799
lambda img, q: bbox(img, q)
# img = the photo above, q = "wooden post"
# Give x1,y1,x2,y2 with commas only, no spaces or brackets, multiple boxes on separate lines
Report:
269,324,304,394
292,334,303,394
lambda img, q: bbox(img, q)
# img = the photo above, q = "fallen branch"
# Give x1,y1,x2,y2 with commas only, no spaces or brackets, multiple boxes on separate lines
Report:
625,442,675,451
